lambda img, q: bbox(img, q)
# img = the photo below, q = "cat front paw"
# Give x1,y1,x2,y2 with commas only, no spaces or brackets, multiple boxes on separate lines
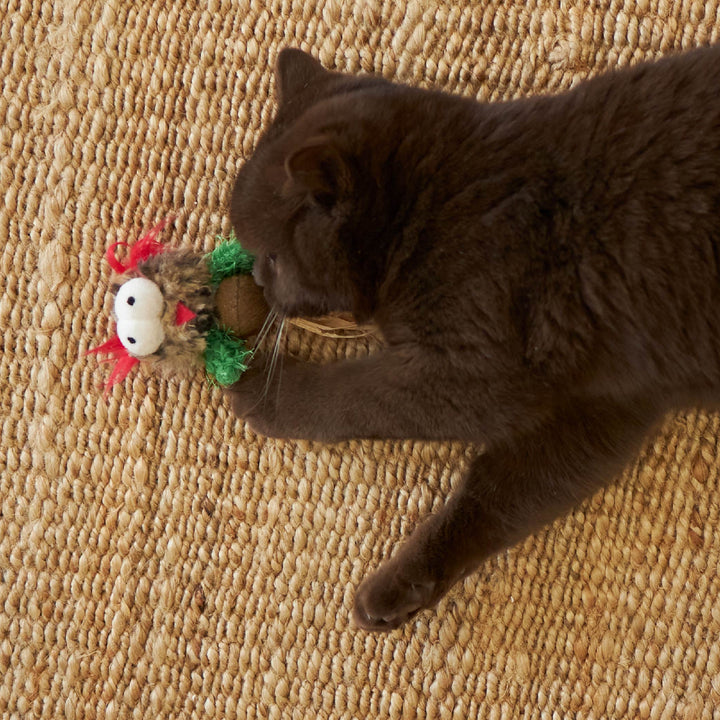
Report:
352,561,440,632
224,353,279,435
224,352,309,438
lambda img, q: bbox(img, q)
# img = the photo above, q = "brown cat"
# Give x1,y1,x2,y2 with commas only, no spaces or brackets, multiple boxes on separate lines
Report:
227,46,720,631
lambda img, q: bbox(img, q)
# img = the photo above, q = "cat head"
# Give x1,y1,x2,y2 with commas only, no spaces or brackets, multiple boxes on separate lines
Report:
230,49,400,319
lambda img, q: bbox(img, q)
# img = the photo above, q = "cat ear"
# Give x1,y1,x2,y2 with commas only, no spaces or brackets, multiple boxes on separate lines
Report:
276,48,327,105
284,136,351,207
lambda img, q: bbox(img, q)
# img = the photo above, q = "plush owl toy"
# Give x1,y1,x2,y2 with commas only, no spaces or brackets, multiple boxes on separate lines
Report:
87,218,269,395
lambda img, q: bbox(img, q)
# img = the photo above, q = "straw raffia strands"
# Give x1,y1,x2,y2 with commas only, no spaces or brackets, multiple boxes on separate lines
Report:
2,1,720,718
289,315,377,339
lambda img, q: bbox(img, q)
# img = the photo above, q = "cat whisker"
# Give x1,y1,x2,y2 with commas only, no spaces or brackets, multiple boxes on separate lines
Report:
252,309,279,354
274,340,286,411
231,309,278,417
237,313,285,418
263,316,286,404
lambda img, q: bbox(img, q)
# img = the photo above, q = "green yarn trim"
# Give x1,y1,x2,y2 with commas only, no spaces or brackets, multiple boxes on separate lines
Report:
206,231,255,285
203,232,256,384
204,326,252,386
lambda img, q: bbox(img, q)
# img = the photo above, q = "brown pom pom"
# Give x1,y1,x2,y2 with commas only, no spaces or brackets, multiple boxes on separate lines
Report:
215,275,269,337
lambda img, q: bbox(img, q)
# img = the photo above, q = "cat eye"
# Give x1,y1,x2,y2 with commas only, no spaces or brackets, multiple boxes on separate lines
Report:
267,253,277,266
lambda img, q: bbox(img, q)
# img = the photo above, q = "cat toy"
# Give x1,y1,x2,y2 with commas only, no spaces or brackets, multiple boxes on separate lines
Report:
86,218,269,395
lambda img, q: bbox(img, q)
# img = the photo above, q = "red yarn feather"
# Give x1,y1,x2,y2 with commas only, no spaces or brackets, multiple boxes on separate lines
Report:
84,335,125,357
106,217,173,273
104,353,140,398
85,333,141,396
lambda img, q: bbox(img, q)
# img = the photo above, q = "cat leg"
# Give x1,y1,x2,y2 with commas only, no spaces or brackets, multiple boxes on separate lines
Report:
352,397,662,631
225,350,503,442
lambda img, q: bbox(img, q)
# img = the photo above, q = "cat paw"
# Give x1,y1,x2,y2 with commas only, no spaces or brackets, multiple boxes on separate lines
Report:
352,564,439,632
225,370,262,416
224,353,278,434
224,352,310,438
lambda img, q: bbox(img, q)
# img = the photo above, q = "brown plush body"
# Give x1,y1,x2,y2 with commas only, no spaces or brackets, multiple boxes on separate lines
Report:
129,251,215,372
215,275,269,338
227,47,720,631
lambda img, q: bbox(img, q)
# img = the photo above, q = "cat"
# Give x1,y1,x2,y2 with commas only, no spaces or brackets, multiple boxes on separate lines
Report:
227,46,720,631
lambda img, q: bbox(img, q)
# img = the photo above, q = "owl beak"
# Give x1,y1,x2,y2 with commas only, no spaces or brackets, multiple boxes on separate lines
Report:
175,302,197,326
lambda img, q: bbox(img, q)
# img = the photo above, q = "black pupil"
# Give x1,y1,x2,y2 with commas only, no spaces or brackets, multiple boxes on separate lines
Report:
127,296,135,305
128,337,136,344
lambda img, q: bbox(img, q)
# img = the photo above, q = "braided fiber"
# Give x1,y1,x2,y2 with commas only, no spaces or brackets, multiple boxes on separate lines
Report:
2,1,720,717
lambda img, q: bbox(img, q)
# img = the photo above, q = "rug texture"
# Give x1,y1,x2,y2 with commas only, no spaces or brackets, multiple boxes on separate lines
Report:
2,1,720,718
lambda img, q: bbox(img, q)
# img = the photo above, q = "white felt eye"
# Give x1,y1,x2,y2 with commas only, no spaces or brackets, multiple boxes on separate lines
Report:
116,316,165,357
114,277,164,321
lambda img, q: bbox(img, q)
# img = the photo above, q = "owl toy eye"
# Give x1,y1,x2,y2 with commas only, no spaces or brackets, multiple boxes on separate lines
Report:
116,316,165,356
113,277,166,356
114,277,164,321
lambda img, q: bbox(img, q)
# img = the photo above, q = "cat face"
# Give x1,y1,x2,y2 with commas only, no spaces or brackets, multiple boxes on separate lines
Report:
230,50,392,319
230,134,353,317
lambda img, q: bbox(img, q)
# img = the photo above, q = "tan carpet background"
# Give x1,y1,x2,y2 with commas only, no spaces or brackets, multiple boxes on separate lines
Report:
2,1,720,717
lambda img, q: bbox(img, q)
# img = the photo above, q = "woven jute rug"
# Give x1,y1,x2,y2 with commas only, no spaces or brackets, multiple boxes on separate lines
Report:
2,1,720,717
